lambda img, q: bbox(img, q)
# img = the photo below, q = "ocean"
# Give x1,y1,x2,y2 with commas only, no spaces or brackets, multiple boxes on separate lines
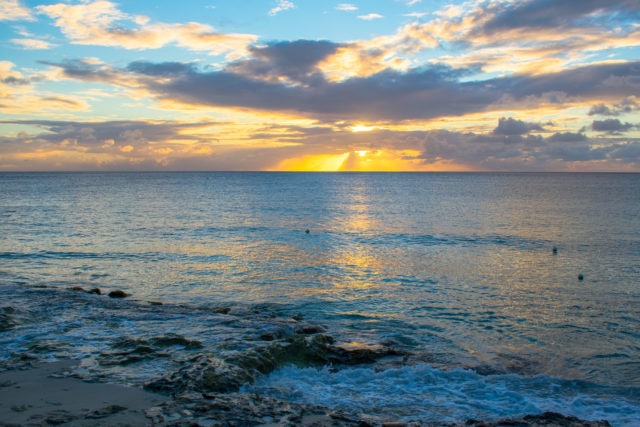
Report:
1,172,639,425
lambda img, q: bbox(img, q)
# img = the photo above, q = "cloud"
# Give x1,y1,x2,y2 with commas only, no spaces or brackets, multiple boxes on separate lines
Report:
268,0,294,16
589,97,639,116
3,117,640,171
227,40,341,85
358,13,384,20
591,118,635,134
336,4,358,12
482,0,640,33
36,1,256,58
10,38,53,50
117,56,640,122
0,0,34,21
493,117,544,136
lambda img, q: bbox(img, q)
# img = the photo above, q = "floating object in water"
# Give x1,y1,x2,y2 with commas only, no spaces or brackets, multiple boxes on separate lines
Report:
305,229,310,234
578,274,584,281
552,246,558,254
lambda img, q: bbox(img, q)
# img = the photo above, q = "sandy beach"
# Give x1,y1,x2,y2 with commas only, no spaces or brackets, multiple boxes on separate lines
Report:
0,361,168,426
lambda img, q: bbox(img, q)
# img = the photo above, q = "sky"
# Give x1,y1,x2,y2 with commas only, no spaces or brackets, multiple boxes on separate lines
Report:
1,0,639,171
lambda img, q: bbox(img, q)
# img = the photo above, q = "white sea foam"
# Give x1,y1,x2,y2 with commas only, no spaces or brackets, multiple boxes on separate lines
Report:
246,363,640,425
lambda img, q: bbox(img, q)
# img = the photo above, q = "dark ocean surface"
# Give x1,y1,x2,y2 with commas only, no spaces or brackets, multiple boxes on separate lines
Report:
1,172,639,425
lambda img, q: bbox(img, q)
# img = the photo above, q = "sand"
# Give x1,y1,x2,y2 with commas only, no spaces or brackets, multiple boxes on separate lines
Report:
0,361,168,426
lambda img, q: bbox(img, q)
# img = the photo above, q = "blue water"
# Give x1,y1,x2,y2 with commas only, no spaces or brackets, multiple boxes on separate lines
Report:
1,172,639,425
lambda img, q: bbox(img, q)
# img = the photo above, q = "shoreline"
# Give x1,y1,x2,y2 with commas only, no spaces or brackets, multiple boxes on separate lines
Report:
0,360,612,427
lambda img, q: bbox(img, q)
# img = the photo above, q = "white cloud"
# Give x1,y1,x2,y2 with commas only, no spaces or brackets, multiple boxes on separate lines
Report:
268,0,295,16
358,13,383,20
404,12,427,18
0,0,34,21
10,38,53,50
336,3,358,12
406,0,422,5
36,1,257,58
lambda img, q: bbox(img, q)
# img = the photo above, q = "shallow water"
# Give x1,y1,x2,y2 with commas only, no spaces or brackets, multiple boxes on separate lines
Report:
1,172,639,425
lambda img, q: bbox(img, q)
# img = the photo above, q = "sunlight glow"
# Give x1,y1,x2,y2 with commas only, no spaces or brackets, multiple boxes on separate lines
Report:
351,125,377,133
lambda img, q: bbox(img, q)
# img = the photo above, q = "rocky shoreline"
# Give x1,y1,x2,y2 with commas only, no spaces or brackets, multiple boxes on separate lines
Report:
0,359,612,427
0,287,615,426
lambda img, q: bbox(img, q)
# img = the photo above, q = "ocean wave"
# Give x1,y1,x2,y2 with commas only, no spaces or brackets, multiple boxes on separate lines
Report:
246,363,640,426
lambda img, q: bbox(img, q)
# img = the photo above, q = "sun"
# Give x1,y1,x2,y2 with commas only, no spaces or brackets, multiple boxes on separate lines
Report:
351,125,376,133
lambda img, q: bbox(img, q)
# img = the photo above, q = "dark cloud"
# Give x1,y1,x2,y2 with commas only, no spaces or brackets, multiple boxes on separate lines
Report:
548,132,588,142
589,98,639,116
118,57,640,121
133,62,485,121
39,59,120,83
493,117,544,136
591,118,634,133
589,103,615,116
497,61,640,100
482,0,640,33
0,119,218,148
126,61,198,77
2,76,31,86
42,51,640,123
228,40,341,84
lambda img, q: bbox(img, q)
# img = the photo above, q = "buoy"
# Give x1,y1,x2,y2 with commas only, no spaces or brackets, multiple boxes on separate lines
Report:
578,274,584,281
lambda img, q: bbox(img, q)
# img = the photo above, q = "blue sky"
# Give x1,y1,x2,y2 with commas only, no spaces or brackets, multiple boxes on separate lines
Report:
1,0,640,171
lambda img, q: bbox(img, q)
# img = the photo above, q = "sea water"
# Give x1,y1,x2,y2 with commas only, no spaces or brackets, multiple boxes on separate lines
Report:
1,172,639,425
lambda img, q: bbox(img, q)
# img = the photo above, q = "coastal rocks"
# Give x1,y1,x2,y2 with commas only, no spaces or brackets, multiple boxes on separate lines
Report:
108,289,128,298
100,334,203,366
233,333,402,376
144,333,403,397
85,404,128,419
460,411,611,427
144,391,365,427
144,355,253,394
68,286,102,295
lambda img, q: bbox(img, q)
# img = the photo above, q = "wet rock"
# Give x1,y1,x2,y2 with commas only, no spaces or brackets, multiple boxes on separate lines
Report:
293,323,326,334
149,333,203,350
148,391,349,427
212,306,231,314
108,289,128,298
460,412,611,427
29,409,77,425
69,286,85,292
87,287,101,295
101,334,201,366
149,300,163,306
85,404,128,419
257,324,295,341
331,342,402,365
144,355,253,394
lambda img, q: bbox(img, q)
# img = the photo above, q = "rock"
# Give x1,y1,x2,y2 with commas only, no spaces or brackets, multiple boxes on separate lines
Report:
108,290,128,298
85,404,128,419
212,306,231,314
69,286,85,292
461,411,611,427
144,355,253,394
149,333,203,349
149,300,163,306
87,288,101,295
293,323,326,334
